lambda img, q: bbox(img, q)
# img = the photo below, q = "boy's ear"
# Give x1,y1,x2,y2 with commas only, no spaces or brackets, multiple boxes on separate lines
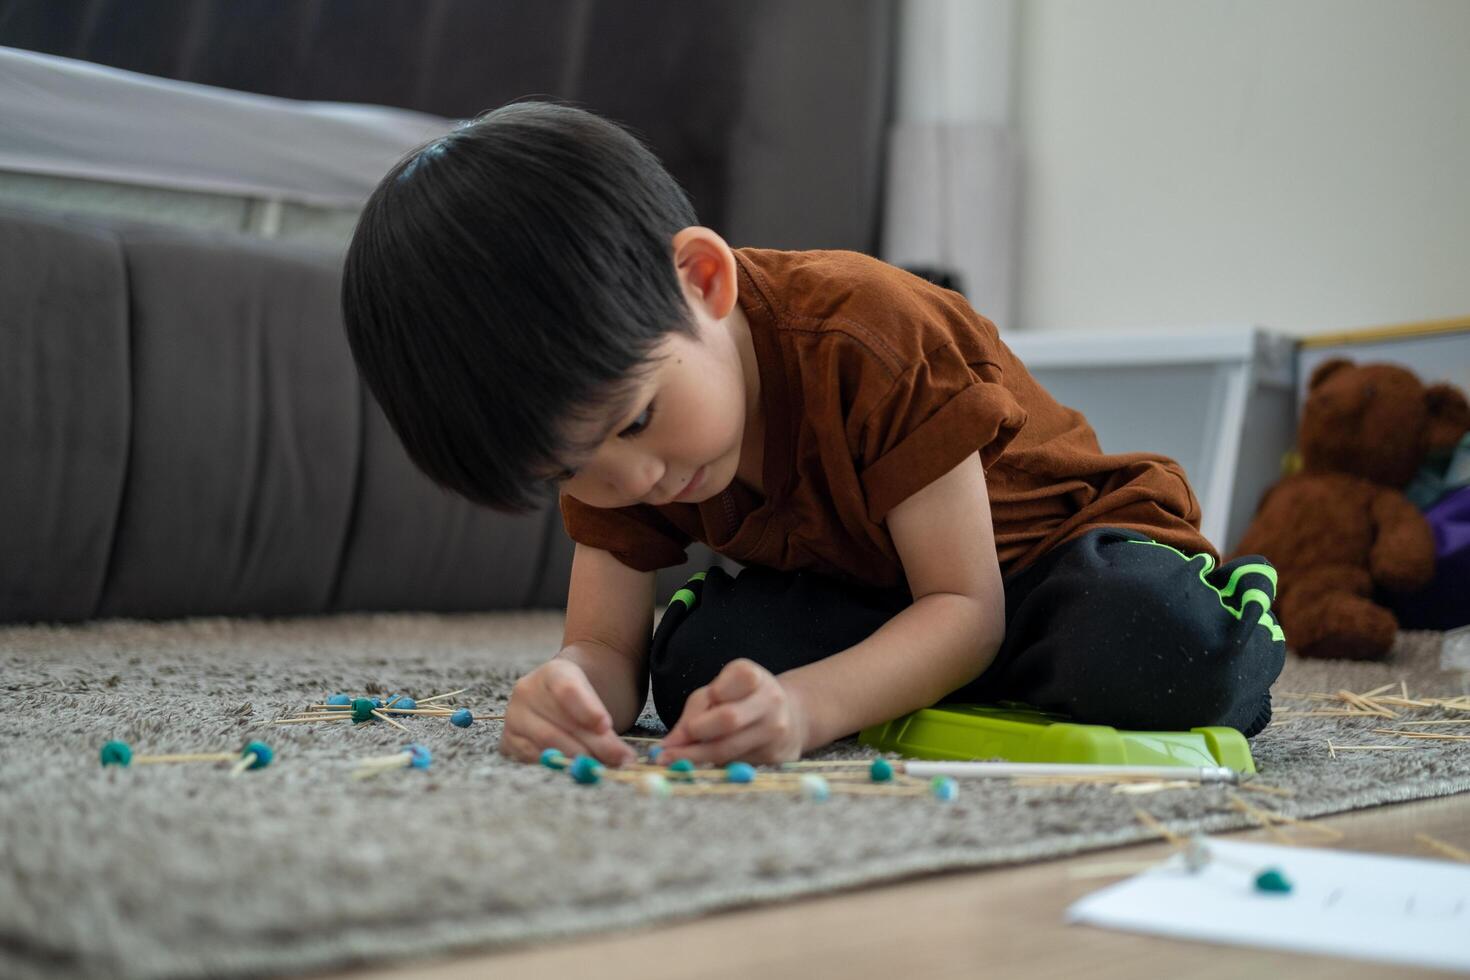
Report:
671,226,738,319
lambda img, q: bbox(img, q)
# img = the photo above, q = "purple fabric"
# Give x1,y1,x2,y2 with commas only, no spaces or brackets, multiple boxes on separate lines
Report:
1389,486,1470,631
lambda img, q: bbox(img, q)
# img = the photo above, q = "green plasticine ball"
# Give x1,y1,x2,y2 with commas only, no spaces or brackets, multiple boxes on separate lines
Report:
100,740,133,767
351,698,376,723
1255,868,1293,894
239,741,273,770
641,773,672,798
869,758,894,782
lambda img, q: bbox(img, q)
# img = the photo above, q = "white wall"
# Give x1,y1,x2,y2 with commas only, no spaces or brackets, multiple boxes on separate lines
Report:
1013,0,1470,334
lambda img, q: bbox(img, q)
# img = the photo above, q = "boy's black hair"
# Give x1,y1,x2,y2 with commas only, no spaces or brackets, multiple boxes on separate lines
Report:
342,100,700,513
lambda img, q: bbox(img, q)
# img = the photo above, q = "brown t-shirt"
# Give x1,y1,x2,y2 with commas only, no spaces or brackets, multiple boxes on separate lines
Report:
561,249,1213,590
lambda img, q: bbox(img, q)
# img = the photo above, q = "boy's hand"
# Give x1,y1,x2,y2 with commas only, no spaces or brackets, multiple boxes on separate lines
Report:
658,659,809,766
500,659,636,767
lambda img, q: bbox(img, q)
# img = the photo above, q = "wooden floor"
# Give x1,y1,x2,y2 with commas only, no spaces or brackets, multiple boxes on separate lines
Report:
337,791,1470,980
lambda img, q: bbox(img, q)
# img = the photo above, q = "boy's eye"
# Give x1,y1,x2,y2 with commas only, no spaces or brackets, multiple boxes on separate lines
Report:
619,401,655,439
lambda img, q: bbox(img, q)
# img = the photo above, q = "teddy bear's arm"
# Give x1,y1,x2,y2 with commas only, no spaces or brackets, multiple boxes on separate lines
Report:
1368,489,1435,593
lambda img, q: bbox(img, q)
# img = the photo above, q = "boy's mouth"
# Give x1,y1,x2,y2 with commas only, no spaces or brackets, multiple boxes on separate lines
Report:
672,465,707,502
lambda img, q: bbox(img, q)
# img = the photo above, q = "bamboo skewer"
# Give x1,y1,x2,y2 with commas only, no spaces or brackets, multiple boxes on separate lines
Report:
1370,729,1470,740
1416,833,1470,862
1387,719,1470,726
1328,741,1418,755
417,687,469,704
371,709,411,733
131,752,242,764
1133,807,1187,846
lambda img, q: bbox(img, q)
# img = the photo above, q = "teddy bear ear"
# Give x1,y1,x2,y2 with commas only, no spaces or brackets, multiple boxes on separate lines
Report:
1307,357,1354,390
1425,382,1470,452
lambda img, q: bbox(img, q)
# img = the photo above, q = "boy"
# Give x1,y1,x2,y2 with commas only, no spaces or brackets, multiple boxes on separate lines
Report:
342,101,1285,768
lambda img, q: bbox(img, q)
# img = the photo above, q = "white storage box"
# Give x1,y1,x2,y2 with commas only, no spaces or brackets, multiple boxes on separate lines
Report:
1002,326,1298,555
1295,319,1470,408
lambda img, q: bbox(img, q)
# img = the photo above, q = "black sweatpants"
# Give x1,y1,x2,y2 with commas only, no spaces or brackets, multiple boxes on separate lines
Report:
649,528,1286,738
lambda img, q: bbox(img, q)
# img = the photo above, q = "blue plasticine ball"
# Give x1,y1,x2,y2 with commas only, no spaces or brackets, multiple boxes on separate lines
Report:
240,741,273,770
450,708,473,728
570,755,603,785
725,762,756,784
931,776,958,802
540,748,568,770
870,758,894,782
371,697,384,708
392,696,417,711
326,693,351,706
405,744,432,770
647,745,664,763
100,740,133,767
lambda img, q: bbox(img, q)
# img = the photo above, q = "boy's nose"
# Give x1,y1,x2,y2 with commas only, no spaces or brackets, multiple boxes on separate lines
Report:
605,455,663,502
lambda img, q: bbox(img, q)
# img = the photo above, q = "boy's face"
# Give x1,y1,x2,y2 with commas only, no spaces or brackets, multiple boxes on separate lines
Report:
550,305,754,509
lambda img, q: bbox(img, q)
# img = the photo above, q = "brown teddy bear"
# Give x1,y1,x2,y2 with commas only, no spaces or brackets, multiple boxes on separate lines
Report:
1231,359,1470,660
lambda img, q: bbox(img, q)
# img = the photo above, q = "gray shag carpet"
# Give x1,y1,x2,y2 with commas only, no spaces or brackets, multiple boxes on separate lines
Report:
2,612,1468,979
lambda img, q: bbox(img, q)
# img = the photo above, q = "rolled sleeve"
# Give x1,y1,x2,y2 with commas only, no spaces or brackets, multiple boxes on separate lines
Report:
559,494,692,572
859,347,1027,523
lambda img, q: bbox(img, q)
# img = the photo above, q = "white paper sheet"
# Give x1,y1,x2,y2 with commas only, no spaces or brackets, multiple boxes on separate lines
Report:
1067,838,1470,972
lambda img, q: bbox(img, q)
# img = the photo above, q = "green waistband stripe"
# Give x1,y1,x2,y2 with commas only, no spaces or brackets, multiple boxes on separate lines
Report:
1220,562,1279,598
1124,539,1283,641
667,570,711,612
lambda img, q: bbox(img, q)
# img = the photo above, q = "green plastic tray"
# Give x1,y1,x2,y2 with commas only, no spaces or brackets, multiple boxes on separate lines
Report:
858,702,1255,773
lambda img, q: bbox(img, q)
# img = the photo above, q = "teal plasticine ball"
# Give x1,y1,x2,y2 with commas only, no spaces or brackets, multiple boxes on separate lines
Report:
351,698,376,723
931,776,959,802
450,708,473,728
870,758,894,782
100,740,133,767
326,693,351,706
240,741,273,770
539,748,568,770
1255,868,1292,893
725,762,756,784
667,758,695,782
570,755,603,785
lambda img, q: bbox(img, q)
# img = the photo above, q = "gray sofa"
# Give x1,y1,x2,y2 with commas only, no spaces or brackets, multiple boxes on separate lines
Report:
0,204,727,622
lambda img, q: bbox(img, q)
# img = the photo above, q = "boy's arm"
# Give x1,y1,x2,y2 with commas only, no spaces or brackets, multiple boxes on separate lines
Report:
779,452,1006,750
558,542,656,733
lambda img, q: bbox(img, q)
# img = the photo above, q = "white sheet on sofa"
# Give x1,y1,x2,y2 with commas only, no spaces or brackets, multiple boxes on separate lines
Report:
0,45,452,207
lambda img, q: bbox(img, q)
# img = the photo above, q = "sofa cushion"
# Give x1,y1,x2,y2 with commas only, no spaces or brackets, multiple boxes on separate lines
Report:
0,208,130,620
